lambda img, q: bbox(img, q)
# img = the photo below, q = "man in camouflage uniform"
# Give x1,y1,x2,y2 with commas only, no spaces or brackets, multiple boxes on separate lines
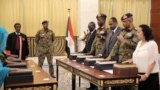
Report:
86,14,108,90
87,14,108,56
35,20,55,77
107,13,138,63
108,13,138,90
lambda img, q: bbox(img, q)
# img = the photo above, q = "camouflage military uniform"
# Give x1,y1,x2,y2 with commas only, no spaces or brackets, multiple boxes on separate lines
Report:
110,28,138,63
35,29,55,76
88,27,109,55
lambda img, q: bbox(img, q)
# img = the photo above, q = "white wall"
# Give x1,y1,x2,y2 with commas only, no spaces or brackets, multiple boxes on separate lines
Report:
77,0,98,51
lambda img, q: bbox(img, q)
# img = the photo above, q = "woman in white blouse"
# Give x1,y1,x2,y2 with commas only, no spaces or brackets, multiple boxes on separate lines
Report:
123,24,159,90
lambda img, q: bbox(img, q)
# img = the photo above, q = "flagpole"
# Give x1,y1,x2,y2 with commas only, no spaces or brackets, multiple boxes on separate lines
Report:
68,8,71,17
66,8,75,53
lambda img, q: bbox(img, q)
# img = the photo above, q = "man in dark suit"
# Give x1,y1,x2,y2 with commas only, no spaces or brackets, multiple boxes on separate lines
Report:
6,23,29,60
80,21,96,54
78,22,97,90
98,17,122,60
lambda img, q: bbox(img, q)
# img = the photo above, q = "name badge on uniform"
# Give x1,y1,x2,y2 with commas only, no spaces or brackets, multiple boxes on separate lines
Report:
40,34,45,37
100,30,105,34
125,32,133,39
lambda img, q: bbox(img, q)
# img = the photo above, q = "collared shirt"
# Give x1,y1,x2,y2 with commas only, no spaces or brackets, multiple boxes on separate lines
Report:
113,26,118,33
85,29,96,43
133,40,159,73
15,32,20,35
90,29,96,34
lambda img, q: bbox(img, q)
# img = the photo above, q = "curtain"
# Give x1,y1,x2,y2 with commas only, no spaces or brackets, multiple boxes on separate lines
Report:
0,0,78,36
99,0,151,28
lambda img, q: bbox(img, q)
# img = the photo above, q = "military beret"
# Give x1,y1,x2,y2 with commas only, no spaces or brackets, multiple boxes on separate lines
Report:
42,20,49,24
121,13,133,21
96,13,107,20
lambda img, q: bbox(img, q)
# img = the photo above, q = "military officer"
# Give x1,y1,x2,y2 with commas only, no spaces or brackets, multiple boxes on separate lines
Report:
35,20,55,77
86,14,108,90
106,13,138,64
87,14,108,56
106,13,138,90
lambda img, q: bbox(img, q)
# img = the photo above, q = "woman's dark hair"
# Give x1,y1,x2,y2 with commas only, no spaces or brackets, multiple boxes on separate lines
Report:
139,24,154,41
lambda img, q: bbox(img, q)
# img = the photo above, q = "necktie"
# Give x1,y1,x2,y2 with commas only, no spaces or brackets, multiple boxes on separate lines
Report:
109,31,114,43
86,32,91,44
108,31,114,54
16,35,20,50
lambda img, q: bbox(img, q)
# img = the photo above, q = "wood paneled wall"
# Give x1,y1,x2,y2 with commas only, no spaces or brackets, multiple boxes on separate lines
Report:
151,0,160,51
27,36,78,57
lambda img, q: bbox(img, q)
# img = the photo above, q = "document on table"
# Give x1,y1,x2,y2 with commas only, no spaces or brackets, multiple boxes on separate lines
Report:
103,70,113,74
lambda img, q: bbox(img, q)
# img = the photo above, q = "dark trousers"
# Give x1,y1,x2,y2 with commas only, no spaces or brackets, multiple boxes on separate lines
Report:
139,73,159,90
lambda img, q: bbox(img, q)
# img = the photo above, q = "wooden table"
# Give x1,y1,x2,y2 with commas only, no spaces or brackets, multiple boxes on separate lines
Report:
56,58,139,90
4,60,58,90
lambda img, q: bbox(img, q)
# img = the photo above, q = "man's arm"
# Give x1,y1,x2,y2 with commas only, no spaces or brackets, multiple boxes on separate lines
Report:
35,31,40,44
110,41,120,58
52,32,55,42
6,34,11,51
121,33,138,50
24,35,29,56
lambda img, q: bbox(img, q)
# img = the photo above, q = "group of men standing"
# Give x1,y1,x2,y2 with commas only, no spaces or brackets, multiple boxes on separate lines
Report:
5,12,139,89
80,13,138,90
5,21,55,77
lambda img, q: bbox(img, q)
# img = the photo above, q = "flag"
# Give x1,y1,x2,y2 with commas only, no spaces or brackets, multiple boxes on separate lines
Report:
66,16,75,53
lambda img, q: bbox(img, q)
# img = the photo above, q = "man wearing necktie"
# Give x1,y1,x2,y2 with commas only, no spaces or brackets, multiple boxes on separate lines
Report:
98,17,122,59
79,22,96,54
16,34,20,50
6,23,29,60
